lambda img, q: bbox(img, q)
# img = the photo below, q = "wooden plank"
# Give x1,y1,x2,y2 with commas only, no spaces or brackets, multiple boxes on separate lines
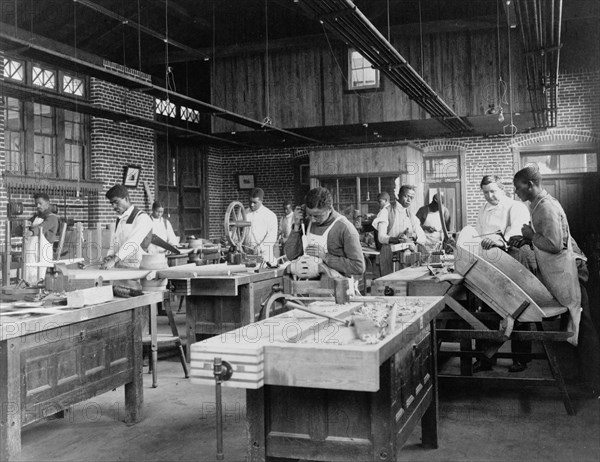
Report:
455,226,547,321
66,285,114,308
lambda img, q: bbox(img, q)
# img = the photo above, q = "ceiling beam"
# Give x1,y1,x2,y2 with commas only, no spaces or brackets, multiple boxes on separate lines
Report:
149,14,499,63
0,22,323,146
1,80,249,146
73,0,210,61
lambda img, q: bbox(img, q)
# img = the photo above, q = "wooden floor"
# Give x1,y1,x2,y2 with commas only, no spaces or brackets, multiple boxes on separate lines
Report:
15,308,600,462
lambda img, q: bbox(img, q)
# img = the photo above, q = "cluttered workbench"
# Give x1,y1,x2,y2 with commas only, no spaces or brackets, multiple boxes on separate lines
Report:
190,294,445,461
0,289,163,462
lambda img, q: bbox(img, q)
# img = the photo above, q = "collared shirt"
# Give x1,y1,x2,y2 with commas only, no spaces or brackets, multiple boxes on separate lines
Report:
246,205,278,262
148,216,178,254
476,195,530,240
279,212,294,243
376,202,426,245
107,205,153,267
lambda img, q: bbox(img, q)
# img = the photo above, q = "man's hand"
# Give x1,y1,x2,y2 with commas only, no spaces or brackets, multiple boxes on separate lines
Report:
100,255,118,270
481,234,505,250
521,223,534,240
305,244,326,260
508,235,531,248
293,206,305,227
422,225,437,233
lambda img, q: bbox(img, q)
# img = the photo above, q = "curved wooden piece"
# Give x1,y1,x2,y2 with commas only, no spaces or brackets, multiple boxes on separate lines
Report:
455,226,549,322
224,201,249,251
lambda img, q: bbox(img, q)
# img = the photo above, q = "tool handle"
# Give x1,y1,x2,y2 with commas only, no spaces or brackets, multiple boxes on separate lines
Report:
286,300,348,325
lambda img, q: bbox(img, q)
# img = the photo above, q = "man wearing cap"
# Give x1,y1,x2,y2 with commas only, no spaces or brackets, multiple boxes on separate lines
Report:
102,184,153,270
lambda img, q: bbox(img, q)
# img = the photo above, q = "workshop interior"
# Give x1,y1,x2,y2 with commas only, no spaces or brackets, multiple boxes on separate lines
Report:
1,1,599,461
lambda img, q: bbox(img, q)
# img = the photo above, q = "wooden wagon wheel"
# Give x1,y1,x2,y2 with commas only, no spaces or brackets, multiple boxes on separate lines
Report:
224,201,251,251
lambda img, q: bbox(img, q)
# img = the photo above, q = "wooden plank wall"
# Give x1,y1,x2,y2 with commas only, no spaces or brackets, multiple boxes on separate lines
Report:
211,27,527,133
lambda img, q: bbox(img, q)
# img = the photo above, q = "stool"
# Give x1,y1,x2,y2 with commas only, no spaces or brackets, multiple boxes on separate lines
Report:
143,291,189,387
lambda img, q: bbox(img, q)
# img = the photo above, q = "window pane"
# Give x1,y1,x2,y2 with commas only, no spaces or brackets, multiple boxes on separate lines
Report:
65,121,73,139
523,153,597,174
349,50,379,89
424,157,460,182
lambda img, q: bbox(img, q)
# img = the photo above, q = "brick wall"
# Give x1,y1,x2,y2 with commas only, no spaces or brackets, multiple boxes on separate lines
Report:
202,70,599,238
206,146,297,240
89,72,155,227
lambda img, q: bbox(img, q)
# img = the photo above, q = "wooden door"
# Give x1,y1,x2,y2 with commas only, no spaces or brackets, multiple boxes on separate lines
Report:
541,175,600,247
156,137,208,239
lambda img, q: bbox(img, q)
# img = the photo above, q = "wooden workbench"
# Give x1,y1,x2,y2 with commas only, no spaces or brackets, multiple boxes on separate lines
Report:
0,292,163,461
190,295,445,462
169,267,284,357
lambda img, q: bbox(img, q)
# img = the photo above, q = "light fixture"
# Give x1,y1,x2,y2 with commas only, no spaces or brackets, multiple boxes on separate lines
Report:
498,110,505,123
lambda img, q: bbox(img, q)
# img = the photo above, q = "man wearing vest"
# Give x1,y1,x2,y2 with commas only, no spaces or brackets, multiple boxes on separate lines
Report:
284,187,365,285
375,185,426,276
101,184,153,270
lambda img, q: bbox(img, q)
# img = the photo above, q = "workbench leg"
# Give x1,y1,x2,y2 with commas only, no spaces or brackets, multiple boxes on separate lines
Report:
186,296,199,361
240,283,256,325
421,321,439,449
246,388,266,462
124,307,144,424
460,339,474,376
149,302,158,388
0,339,22,462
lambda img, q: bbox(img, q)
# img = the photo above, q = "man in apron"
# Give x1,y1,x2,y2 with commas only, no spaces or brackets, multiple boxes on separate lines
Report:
513,167,599,395
416,192,451,252
284,187,365,293
23,192,60,284
375,185,426,276
101,185,153,277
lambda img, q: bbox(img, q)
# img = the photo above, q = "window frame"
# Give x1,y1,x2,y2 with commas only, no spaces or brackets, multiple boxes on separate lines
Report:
346,49,382,92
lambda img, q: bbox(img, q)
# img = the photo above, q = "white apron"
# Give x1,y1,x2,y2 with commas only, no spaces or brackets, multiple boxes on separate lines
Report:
305,216,357,295
23,217,54,284
422,210,443,250
531,196,581,346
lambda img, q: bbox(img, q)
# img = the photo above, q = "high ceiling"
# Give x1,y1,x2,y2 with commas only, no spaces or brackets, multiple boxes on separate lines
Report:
1,0,597,146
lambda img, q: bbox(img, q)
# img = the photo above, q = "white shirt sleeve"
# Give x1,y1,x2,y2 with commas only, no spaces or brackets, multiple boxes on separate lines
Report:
505,200,531,240
115,213,153,262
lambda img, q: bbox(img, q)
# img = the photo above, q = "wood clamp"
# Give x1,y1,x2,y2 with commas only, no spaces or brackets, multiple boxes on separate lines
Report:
213,357,233,461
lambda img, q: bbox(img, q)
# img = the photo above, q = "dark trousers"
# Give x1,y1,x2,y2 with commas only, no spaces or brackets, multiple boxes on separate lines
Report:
577,284,600,389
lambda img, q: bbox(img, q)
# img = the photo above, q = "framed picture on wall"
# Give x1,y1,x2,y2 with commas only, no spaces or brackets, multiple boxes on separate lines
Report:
238,174,255,190
123,165,141,188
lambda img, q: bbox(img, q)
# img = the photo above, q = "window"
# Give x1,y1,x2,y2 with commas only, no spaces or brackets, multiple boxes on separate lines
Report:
348,50,380,90
320,175,398,218
3,57,25,81
33,103,56,174
180,106,200,123
4,97,23,172
2,57,90,179
32,64,56,90
64,110,85,179
156,98,177,117
63,74,85,96
522,152,597,174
